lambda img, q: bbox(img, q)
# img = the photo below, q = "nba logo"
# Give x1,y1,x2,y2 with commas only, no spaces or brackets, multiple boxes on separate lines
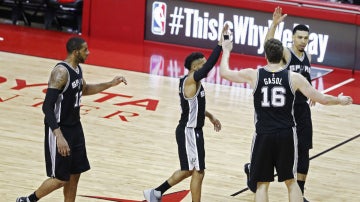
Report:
151,1,166,35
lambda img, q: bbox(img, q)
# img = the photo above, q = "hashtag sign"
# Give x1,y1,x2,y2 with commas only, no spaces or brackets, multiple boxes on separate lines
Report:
169,7,184,35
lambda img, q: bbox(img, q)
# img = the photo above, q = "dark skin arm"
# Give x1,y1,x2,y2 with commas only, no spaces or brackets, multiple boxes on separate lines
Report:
206,110,221,132
47,65,71,157
82,76,127,96
47,66,127,156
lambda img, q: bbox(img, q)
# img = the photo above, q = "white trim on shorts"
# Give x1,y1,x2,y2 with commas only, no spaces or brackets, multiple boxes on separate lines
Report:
185,127,200,170
48,127,57,178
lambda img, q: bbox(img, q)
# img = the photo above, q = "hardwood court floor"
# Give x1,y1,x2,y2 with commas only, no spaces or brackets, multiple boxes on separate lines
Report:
0,51,359,201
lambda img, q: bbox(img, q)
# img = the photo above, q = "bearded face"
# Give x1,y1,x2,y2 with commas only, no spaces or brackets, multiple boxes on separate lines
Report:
75,43,90,63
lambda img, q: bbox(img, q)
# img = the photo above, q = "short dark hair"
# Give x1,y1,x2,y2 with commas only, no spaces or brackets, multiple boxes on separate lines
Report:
184,52,205,70
66,37,86,54
292,24,309,35
264,38,284,63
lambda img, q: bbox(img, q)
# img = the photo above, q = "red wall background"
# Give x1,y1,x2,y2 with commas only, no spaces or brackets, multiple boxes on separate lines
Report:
80,0,360,42
82,0,146,44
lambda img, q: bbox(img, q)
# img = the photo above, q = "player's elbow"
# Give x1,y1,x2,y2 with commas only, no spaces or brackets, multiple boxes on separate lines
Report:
219,67,230,80
82,86,90,96
220,72,230,81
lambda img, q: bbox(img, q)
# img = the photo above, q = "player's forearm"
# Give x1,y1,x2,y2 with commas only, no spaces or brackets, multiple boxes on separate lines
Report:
265,23,277,42
205,110,214,119
321,95,343,105
219,51,232,80
42,88,61,130
82,82,113,95
311,93,340,105
193,45,222,82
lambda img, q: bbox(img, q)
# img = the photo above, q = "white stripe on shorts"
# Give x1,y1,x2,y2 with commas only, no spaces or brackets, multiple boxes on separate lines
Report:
185,127,200,170
48,127,57,178
292,126,298,178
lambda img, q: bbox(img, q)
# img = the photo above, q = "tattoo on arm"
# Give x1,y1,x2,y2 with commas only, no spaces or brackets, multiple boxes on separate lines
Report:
48,66,68,90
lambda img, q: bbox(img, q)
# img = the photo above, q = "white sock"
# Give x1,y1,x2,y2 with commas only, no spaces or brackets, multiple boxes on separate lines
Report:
154,190,162,198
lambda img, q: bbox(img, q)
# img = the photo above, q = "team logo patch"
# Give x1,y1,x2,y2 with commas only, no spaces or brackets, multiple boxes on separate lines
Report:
151,1,167,35
72,79,80,89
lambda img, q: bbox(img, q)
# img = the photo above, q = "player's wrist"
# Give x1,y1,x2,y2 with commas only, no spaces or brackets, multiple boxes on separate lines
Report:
53,128,62,137
338,96,344,105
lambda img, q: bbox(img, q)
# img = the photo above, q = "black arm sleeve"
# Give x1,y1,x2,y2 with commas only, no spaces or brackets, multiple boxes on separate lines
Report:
193,45,222,82
42,88,61,131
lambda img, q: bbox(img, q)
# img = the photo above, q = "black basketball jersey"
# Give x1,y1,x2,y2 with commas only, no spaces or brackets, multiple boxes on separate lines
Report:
253,67,296,134
178,75,206,128
287,48,311,103
54,62,83,126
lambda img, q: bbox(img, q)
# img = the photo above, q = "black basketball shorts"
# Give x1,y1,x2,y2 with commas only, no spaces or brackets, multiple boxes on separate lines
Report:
250,127,298,182
176,125,205,171
44,122,90,181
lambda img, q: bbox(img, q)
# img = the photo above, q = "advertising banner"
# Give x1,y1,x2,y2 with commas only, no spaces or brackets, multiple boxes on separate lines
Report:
145,0,358,69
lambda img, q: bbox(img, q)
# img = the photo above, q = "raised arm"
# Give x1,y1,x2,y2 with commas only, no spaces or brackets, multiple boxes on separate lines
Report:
220,39,257,87
184,25,228,98
192,24,228,82
192,45,222,82
265,7,287,42
265,7,290,61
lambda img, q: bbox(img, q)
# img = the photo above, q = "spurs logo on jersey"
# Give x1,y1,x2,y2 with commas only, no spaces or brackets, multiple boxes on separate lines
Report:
288,64,311,74
71,78,82,89
53,62,83,126
287,48,311,83
287,48,311,103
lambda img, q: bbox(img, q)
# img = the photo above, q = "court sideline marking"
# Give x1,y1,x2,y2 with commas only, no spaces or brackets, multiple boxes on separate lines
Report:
321,78,355,94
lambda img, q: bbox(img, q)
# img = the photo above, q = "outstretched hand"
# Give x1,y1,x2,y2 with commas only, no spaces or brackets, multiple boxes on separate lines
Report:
338,92,353,105
111,76,127,86
221,23,233,52
210,117,222,132
54,128,70,157
218,24,229,45
273,6,287,26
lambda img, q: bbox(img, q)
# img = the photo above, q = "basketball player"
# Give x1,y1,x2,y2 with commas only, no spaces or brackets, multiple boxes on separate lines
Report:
220,36,352,201
143,25,228,202
16,37,127,202
259,7,313,201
